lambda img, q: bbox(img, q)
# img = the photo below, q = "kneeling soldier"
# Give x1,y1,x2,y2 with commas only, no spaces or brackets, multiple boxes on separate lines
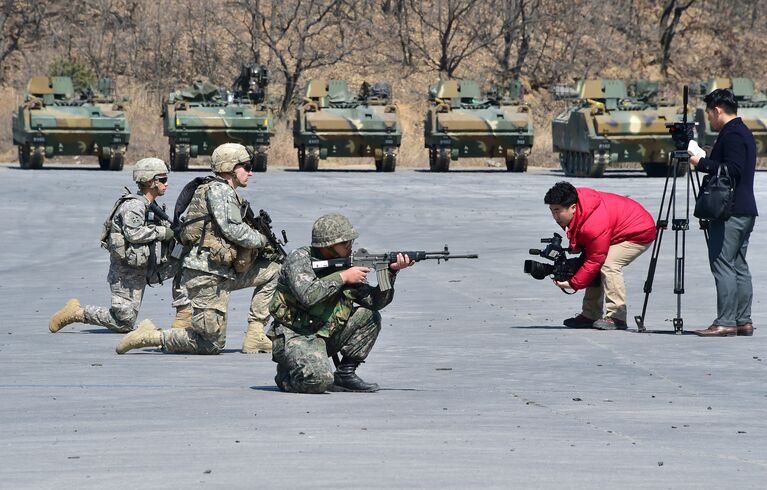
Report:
49,158,177,333
116,143,279,355
268,213,414,393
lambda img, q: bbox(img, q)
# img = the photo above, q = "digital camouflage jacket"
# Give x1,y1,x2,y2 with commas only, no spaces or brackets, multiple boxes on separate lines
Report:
181,180,266,278
270,246,396,337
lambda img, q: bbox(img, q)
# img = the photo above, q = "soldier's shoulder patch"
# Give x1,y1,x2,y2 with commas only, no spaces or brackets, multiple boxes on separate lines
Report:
128,213,143,226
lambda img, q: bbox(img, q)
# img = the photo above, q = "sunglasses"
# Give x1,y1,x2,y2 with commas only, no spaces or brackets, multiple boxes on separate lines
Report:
239,162,253,172
155,176,169,184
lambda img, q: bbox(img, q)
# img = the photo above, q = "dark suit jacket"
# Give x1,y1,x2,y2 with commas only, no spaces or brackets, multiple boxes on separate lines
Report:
698,117,758,216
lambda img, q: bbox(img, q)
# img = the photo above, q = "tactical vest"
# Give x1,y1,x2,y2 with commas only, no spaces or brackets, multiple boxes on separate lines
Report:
100,191,150,268
270,257,354,338
179,181,237,266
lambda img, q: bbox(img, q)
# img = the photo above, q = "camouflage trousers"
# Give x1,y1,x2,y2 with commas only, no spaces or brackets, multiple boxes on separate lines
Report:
84,258,182,333
163,259,279,355
271,307,382,394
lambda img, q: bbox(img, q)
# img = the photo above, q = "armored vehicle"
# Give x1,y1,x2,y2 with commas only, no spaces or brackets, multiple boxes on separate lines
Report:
292,79,401,172
424,79,534,172
12,76,130,170
552,79,688,177
162,64,273,171
693,77,767,155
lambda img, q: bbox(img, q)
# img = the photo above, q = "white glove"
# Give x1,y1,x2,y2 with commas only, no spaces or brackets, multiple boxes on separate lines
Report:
687,140,706,159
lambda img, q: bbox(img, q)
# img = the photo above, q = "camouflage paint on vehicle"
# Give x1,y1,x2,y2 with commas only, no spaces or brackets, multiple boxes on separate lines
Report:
423,79,534,172
162,64,274,171
292,79,402,172
693,77,767,155
12,76,130,170
551,79,691,177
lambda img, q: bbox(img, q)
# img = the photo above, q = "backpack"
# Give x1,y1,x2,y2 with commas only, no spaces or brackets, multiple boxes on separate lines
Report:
99,188,140,250
173,176,217,230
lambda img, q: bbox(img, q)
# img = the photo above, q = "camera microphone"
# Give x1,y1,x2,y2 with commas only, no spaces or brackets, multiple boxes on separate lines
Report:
529,248,542,255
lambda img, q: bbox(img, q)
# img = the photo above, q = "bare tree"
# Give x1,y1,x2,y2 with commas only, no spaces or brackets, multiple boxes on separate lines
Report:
224,0,269,67
378,0,415,68
0,0,47,82
484,0,541,84
658,0,696,78
408,0,496,78
259,0,368,114
524,1,595,88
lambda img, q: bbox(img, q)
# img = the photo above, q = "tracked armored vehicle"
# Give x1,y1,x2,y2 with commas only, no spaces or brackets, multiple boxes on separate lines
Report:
552,79,688,177
292,79,401,172
162,64,273,171
693,77,767,155
424,79,534,172
12,76,130,170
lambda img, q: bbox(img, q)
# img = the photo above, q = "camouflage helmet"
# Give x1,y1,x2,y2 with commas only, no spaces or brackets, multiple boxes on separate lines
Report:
133,158,168,183
211,143,251,173
311,213,359,247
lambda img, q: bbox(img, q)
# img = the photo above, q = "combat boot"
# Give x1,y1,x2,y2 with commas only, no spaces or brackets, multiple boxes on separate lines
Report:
275,364,293,392
331,358,379,392
171,304,192,329
49,299,85,333
115,320,163,354
242,321,272,353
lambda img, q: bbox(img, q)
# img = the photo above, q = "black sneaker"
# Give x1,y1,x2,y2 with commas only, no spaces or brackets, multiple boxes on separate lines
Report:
563,314,596,328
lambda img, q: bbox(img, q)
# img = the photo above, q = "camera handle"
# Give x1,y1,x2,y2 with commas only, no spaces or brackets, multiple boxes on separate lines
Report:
634,150,709,334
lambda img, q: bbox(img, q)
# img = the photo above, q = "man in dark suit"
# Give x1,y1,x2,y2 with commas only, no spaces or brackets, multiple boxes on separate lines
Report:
689,88,758,337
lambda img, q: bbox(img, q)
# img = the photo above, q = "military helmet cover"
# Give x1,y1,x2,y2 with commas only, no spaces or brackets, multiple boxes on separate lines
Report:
211,143,251,173
311,213,359,247
133,157,168,183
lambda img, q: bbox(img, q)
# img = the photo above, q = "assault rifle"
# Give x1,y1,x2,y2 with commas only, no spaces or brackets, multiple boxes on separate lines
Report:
238,203,289,269
311,245,479,291
146,200,173,285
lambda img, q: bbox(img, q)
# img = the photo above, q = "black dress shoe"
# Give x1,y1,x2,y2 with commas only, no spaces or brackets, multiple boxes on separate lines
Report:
737,324,754,336
694,325,737,337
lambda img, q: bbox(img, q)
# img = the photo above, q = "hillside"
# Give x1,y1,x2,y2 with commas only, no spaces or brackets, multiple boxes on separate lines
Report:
2,0,765,168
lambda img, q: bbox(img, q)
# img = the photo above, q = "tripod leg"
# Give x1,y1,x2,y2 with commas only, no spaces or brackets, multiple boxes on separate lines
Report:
635,233,663,333
634,154,677,332
671,153,692,334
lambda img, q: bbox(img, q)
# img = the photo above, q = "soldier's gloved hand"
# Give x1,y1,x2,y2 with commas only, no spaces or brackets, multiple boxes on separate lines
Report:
159,226,175,241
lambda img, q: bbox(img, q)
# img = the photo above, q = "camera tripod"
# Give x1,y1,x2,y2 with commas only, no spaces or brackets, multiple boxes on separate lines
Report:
634,150,708,334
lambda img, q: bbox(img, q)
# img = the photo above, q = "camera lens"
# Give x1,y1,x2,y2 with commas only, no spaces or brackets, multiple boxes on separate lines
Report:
524,260,553,280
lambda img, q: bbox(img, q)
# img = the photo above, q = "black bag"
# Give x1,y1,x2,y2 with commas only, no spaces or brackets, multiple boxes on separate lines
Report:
694,164,735,221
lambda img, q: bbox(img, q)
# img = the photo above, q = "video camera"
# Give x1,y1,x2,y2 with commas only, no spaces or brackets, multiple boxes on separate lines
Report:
665,85,696,151
523,233,584,282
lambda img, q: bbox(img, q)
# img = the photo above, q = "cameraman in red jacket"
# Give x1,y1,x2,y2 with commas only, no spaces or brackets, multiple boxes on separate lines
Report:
544,181,656,330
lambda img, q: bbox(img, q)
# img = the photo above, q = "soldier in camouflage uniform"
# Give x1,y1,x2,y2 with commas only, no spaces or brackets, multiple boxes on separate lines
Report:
267,213,414,393
49,158,178,333
116,143,280,355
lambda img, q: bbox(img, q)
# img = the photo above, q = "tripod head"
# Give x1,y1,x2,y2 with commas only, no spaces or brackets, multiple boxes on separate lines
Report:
665,85,696,151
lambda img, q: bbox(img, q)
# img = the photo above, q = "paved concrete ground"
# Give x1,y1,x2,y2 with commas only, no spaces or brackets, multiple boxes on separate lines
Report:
0,163,765,489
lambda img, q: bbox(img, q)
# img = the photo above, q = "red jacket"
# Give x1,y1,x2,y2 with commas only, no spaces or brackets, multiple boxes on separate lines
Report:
566,188,656,290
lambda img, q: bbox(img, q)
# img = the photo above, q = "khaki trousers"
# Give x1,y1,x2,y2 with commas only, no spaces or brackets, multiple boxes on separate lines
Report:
581,241,651,322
